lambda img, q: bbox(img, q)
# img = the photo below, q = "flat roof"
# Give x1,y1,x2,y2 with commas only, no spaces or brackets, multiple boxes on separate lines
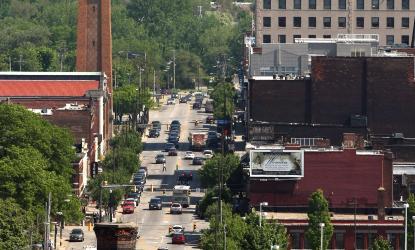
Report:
0,72,102,76
262,212,403,222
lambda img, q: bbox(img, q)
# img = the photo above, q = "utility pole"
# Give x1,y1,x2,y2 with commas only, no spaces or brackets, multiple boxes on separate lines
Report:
44,192,51,250
173,49,176,89
16,54,25,72
153,69,156,98
8,56,11,71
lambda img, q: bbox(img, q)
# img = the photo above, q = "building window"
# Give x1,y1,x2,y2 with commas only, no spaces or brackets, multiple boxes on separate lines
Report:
338,17,346,28
294,0,302,9
263,35,271,43
263,17,271,27
402,0,409,9
291,233,301,249
324,0,332,9
338,0,346,9
309,17,316,27
356,17,364,28
309,35,316,38
278,35,286,43
387,0,394,9
279,0,286,9
402,17,409,28
357,0,364,9
323,17,331,27
309,0,316,9
402,35,410,45
335,233,345,249
323,35,331,38
294,17,302,27
356,233,365,249
263,0,271,9
386,35,394,45
372,0,379,9
293,35,301,42
371,17,379,28
279,17,286,27
387,17,394,28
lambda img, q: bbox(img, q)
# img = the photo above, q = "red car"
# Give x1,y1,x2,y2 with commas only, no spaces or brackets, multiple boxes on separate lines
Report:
172,233,185,244
122,204,135,214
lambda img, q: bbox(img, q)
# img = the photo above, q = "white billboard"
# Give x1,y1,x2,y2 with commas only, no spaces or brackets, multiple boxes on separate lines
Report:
249,149,304,178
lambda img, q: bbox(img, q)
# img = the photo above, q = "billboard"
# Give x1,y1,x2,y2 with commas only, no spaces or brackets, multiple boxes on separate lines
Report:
249,149,304,178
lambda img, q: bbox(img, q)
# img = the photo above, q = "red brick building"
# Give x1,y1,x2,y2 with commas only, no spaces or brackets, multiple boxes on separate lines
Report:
0,72,110,195
248,145,393,209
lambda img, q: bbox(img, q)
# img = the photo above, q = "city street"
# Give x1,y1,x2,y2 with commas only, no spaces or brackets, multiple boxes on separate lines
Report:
62,94,211,250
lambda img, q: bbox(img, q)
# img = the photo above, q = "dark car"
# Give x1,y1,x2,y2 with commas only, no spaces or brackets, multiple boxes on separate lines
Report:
165,143,175,152
192,157,204,165
178,171,193,184
133,173,146,183
169,131,180,139
179,97,187,103
171,120,181,126
69,229,84,242
133,176,145,186
155,154,166,164
170,126,181,133
168,136,179,144
192,102,201,110
149,129,160,138
168,147,178,156
206,115,215,124
172,233,185,244
152,121,161,129
149,197,162,210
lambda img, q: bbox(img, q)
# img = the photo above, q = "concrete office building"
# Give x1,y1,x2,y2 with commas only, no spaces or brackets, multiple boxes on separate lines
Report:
255,0,415,46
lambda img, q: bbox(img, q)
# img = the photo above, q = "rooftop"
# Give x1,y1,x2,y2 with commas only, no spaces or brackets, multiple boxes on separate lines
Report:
0,80,99,97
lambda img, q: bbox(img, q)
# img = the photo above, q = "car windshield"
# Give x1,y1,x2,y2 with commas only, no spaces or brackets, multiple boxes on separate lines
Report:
150,198,161,203
173,226,182,229
157,154,164,158
172,204,181,207
72,229,83,234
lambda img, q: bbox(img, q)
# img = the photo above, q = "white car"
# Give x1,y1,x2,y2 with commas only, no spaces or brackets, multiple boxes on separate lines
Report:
184,151,195,160
172,224,184,233
170,203,183,214
167,99,175,105
203,150,213,159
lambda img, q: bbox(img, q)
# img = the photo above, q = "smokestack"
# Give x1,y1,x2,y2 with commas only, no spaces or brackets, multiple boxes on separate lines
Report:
377,187,385,221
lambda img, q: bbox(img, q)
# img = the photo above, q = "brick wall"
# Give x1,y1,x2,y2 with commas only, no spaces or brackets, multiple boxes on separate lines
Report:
249,149,393,208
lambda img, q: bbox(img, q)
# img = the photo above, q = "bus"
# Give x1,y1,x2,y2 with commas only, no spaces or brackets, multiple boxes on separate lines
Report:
172,185,191,208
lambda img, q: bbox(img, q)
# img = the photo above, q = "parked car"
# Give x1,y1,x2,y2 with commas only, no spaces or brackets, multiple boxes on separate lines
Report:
133,176,145,186
172,233,185,244
206,115,215,124
192,157,204,165
152,121,161,129
149,197,162,210
149,129,160,138
168,147,178,156
137,169,147,178
127,192,141,205
167,98,175,105
184,151,195,160
203,150,214,159
172,225,184,233
179,97,187,103
171,120,181,126
192,102,201,109
155,154,166,164
122,203,135,214
168,135,179,144
69,229,84,242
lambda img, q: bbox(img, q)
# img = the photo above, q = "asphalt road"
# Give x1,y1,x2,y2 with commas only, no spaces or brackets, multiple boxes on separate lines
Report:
122,95,211,250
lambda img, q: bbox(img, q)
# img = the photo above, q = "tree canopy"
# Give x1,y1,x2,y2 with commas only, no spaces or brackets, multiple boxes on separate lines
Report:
198,153,240,188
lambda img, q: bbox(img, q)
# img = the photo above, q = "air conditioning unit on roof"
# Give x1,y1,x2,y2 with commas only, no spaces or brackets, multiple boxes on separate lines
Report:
393,133,404,139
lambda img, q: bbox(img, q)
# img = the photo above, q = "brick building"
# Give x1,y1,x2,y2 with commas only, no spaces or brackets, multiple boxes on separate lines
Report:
0,72,109,195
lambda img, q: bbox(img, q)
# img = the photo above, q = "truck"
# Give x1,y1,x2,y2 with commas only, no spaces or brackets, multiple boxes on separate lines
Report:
172,185,191,208
189,132,207,151
205,100,213,113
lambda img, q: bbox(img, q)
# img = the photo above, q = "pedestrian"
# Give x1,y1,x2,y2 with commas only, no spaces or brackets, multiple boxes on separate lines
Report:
162,162,166,172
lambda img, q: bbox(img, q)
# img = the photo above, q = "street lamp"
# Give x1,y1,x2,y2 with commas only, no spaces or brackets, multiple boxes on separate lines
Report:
259,202,268,227
56,212,63,247
404,203,409,250
319,222,325,250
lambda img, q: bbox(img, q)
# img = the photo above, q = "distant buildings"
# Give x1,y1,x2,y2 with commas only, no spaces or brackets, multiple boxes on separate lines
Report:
255,0,415,47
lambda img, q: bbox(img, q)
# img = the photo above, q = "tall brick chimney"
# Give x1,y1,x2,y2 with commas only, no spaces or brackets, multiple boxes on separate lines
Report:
76,0,113,143
377,187,385,221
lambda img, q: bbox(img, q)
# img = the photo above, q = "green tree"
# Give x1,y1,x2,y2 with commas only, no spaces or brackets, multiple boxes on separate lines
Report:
242,212,289,250
371,236,392,250
199,186,233,219
198,153,240,188
0,198,33,250
210,82,236,119
305,189,334,250
407,193,415,249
